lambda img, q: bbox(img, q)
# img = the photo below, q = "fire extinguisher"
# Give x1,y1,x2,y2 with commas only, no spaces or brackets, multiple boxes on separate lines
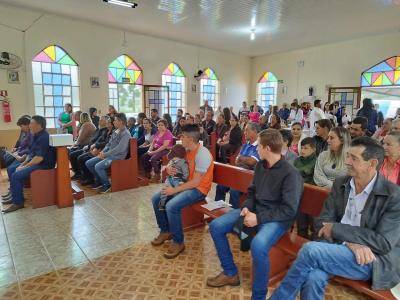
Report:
1,99,12,123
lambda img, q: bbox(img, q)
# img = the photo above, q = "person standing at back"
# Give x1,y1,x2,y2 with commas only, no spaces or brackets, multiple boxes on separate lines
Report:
357,98,378,135
309,99,327,135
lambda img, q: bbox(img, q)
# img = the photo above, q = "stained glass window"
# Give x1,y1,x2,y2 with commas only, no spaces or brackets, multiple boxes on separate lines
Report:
257,71,278,111
108,54,143,117
32,45,80,129
162,62,186,121
361,56,400,87
200,68,219,111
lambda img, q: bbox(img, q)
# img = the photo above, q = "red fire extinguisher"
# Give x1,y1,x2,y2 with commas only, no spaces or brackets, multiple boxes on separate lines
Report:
1,99,12,123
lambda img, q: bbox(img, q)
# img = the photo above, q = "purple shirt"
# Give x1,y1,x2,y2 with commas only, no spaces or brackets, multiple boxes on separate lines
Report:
153,130,173,149
15,131,33,156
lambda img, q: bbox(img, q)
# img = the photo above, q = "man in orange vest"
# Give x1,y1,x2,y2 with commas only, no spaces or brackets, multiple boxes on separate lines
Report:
151,124,214,259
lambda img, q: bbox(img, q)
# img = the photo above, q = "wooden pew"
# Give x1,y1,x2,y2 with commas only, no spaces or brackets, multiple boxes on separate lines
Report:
187,162,290,285
275,183,396,300
110,138,141,192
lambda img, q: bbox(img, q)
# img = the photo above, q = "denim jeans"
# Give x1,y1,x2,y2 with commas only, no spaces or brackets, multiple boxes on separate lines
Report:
269,241,372,300
215,184,241,209
152,188,204,244
160,176,184,202
2,151,16,167
69,148,84,173
8,161,44,205
85,157,113,187
209,209,289,300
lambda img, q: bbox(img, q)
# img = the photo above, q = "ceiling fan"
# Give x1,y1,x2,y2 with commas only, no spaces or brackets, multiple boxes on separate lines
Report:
0,52,22,70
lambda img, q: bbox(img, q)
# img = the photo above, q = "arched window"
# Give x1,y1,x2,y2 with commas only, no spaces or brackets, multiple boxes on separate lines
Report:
108,54,143,117
162,62,186,121
257,71,278,111
361,56,400,117
200,68,219,111
32,45,80,128
361,56,400,87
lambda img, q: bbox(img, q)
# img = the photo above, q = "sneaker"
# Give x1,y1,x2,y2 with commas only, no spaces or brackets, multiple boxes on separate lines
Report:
1,199,13,205
2,204,24,213
91,183,102,190
1,191,11,199
1,194,12,201
99,185,111,194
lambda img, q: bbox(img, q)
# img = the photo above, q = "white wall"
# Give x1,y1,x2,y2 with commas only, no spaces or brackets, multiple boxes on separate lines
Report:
0,9,251,130
251,32,400,106
0,25,27,130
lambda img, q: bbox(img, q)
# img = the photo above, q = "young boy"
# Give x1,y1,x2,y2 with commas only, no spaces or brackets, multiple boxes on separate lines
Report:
158,144,189,210
293,137,317,239
279,129,298,165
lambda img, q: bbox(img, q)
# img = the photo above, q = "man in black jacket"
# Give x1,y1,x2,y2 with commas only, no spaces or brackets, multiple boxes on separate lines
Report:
206,129,304,300
270,137,400,299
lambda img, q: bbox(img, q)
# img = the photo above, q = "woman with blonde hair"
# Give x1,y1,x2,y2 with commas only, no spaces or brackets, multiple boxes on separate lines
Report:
314,127,351,189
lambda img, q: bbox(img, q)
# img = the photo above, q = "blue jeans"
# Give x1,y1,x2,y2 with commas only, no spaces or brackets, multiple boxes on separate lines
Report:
85,157,113,187
8,161,44,205
3,151,16,167
152,188,204,244
160,176,184,202
215,184,241,209
270,241,372,300
209,209,289,300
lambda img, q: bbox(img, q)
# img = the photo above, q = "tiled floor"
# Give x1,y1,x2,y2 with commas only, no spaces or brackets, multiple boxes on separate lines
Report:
0,171,370,299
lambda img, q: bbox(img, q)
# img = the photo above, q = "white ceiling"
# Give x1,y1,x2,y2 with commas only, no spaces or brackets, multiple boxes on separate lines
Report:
1,0,400,56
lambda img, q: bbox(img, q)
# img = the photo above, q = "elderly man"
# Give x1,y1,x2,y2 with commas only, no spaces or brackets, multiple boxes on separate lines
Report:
350,116,368,139
2,115,56,213
207,129,303,300
151,124,214,259
214,122,260,209
202,110,216,135
270,137,400,300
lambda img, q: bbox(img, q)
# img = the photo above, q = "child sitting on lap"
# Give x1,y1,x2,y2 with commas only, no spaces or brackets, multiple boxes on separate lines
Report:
158,144,189,210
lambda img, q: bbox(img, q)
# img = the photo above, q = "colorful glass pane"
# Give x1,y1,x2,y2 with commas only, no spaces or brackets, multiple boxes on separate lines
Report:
202,68,218,80
361,56,400,87
162,63,186,121
108,54,143,84
257,71,278,111
162,62,185,77
258,71,278,83
33,45,77,66
32,45,80,129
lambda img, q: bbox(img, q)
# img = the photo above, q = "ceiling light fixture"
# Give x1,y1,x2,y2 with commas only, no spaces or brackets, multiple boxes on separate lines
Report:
103,0,138,8
251,16,256,28
250,30,255,41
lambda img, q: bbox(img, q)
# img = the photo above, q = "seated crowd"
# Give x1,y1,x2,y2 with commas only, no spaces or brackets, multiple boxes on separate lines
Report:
1,98,400,299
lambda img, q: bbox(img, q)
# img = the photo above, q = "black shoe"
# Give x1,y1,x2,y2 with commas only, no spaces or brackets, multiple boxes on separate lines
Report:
91,183,102,190
71,174,81,180
99,185,111,194
2,204,24,213
1,199,13,205
81,179,93,186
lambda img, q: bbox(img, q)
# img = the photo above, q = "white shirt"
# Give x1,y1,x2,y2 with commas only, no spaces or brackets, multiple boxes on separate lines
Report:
341,173,377,227
309,107,327,134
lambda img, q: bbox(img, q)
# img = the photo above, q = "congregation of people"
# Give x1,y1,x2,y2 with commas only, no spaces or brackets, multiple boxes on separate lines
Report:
1,97,400,299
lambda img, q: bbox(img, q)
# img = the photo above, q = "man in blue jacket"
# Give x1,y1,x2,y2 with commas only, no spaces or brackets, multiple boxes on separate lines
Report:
2,115,55,213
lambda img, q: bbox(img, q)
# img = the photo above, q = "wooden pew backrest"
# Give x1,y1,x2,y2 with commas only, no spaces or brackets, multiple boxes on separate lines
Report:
299,183,330,217
212,162,253,193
